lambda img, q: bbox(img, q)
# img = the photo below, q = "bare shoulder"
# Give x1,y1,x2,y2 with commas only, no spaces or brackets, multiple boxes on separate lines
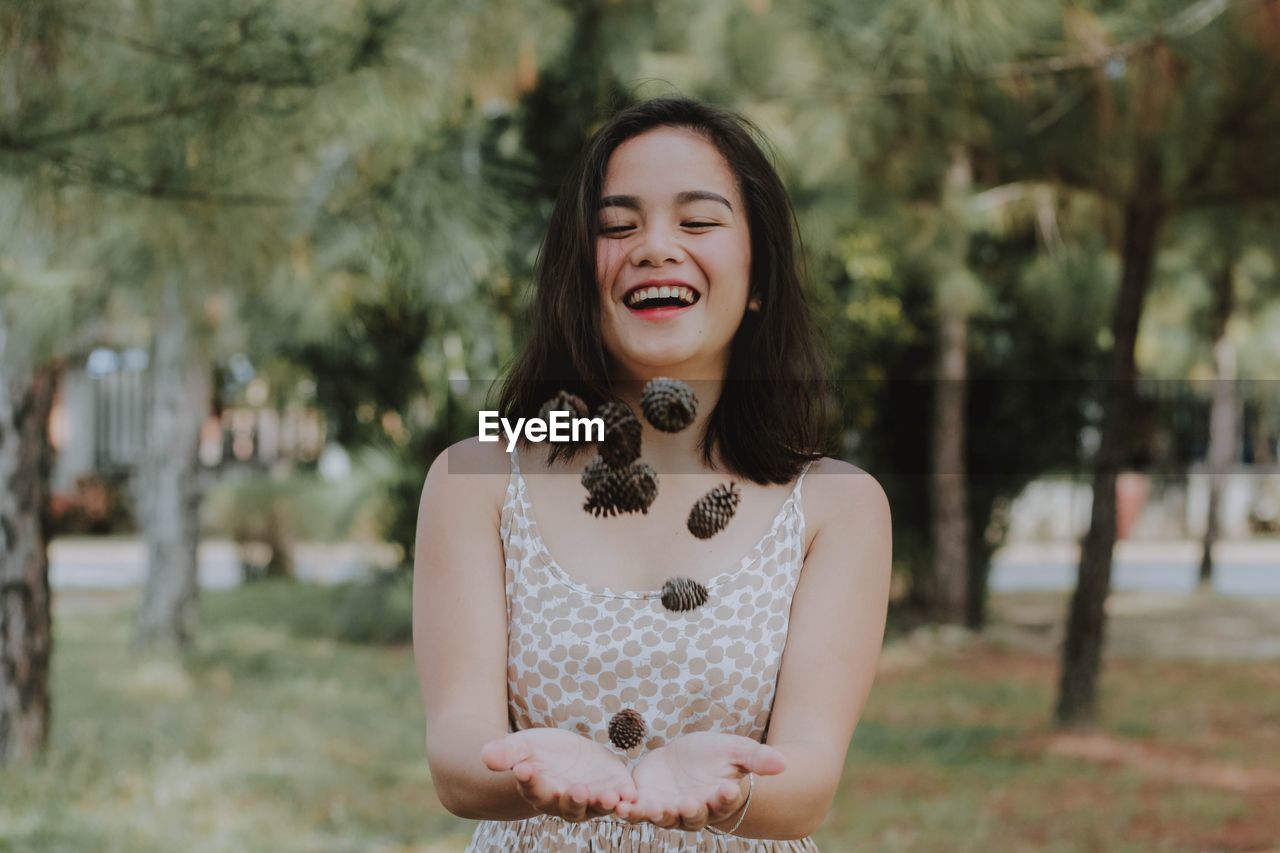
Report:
421,436,512,519
803,455,885,507
803,456,891,526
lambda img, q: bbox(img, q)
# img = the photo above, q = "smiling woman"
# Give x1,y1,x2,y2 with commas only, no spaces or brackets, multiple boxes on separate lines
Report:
495,97,829,482
413,96,893,853
594,127,756,381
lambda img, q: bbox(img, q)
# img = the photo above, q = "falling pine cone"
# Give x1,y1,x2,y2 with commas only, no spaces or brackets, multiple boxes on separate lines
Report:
608,709,646,750
597,401,642,467
687,482,741,539
640,377,698,433
583,462,658,517
660,576,710,612
537,390,589,424
580,455,611,493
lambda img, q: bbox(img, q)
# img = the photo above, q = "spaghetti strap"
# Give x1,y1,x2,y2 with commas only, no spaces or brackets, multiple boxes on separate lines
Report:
499,446,522,545
796,459,814,493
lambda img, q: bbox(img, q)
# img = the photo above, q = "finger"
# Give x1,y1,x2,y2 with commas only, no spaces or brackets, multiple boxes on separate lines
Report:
515,763,569,813
732,741,787,777
513,768,553,812
585,787,619,820
593,788,620,811
511,760,536,785
614,798,646,823
706,779,745,822
677,796,707,831
481,735,532,772
558,785,589,822
650,803,680,829
628,796,665,825
679,796,704,818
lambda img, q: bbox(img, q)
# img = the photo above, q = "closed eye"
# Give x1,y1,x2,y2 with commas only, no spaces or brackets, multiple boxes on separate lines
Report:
599,222,719,236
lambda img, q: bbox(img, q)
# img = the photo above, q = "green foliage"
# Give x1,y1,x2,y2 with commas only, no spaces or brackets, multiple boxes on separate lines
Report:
200,575,413,645
3,0,1279,624
827,217,1109,618
331,571,414,645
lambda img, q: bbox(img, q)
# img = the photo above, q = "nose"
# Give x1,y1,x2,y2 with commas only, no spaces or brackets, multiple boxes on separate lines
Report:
629,222,686,267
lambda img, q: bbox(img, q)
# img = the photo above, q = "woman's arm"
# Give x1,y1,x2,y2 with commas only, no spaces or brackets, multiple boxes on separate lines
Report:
412,438,538,821
728,458,893,839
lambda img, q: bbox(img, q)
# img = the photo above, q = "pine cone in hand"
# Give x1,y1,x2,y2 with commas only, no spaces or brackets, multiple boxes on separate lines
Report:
687,482,741,539
640,377,698,433
597,401,642,467
660,576,710,612
583,462,659,517
537,390,589,424
608,708,647,750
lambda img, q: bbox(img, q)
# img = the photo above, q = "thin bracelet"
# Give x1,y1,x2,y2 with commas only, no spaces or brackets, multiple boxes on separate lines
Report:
706,772,754,837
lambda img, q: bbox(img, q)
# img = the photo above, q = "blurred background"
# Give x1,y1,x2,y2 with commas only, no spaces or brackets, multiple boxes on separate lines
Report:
2,0,1279,850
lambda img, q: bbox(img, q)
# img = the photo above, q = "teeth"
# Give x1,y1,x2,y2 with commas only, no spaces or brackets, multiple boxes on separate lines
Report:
625,285,698,307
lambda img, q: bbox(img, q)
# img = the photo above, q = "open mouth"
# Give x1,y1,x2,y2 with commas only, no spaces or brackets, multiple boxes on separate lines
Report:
623,284,701,311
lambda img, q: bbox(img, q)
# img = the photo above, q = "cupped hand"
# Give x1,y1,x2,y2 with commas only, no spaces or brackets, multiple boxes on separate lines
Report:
614,732,786,832
481,728,638,823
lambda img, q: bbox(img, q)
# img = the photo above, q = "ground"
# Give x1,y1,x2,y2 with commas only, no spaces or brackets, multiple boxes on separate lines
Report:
0,584,1276,852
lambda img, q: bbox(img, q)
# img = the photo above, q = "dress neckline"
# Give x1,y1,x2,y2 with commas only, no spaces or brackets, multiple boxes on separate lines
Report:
509,447,810,600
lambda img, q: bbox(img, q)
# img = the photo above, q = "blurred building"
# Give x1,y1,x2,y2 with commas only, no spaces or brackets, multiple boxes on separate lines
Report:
47,347,325,533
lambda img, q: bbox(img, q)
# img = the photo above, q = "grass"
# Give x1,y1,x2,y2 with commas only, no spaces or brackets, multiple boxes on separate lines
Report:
833,648,1279,852
0,584,460,853
1,585,1277,851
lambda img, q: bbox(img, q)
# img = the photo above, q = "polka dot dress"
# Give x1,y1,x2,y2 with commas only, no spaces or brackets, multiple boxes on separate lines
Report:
464,449,820,852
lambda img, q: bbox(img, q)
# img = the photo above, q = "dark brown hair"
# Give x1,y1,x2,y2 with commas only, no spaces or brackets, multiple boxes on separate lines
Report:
496,96,832,484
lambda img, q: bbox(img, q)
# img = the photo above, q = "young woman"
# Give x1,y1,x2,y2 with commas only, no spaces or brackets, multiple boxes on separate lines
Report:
413,96,891,851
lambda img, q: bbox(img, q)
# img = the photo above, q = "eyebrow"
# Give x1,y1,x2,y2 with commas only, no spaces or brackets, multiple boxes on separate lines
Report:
599,190,733,212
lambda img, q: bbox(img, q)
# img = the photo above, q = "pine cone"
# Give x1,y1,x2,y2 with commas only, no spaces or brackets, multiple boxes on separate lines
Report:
580,455,611,493
687,482,741,539
597,401,642,467
537,390,589,424
608,708,646,750
640,377,698,433
583,462,659,517
660,576,710,612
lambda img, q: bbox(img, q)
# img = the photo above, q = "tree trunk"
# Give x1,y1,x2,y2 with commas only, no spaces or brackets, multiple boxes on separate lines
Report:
134,281,211,652
1055,154,1163,727
1200,251,1238,587
0,351,58,766
930,146,974,625
932,309,969,623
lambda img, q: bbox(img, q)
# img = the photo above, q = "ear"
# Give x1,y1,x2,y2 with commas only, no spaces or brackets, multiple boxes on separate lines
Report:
747,296,762,312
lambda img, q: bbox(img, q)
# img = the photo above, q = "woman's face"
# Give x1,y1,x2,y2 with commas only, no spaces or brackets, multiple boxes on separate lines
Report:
595,126,754,380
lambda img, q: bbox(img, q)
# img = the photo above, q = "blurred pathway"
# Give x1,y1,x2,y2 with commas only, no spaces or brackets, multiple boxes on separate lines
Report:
48,537,393,589
47,536,1278,595
990,539,1280,596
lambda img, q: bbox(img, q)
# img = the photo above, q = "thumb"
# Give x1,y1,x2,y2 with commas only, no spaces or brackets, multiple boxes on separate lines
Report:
481,733,532,772
734,741,787,777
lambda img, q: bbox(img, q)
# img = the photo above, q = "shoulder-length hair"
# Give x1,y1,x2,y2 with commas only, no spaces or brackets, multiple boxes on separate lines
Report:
496,95,832,484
